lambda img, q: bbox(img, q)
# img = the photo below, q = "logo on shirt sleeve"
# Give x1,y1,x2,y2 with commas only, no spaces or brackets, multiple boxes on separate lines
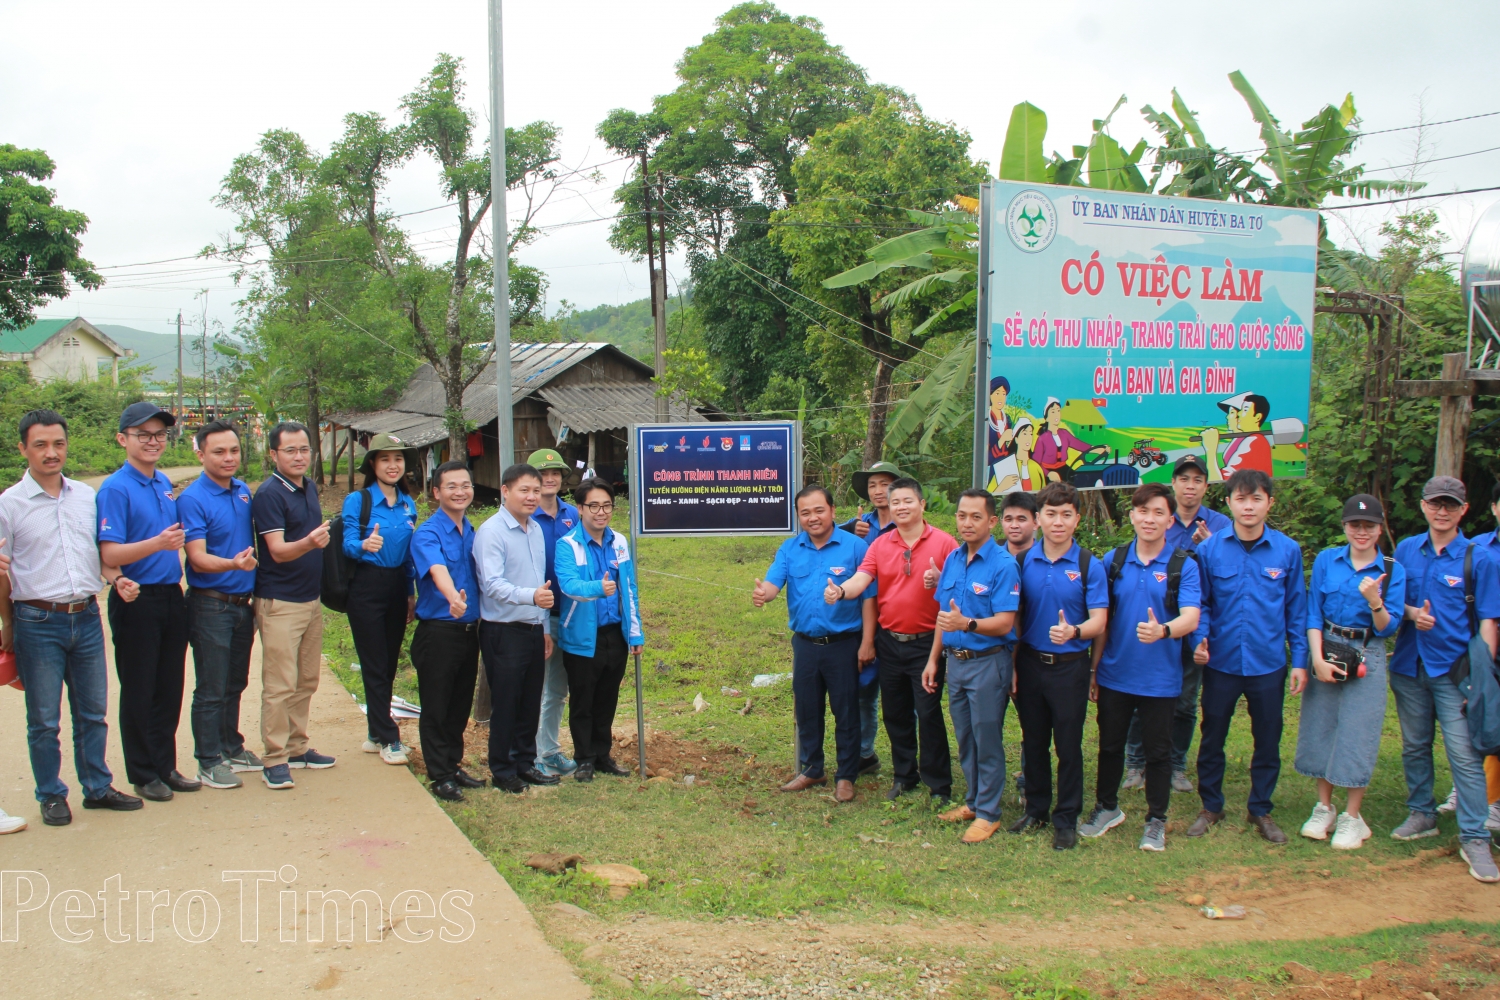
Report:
1444,574,1463,587
1153,571,1167,583
1010,584,1021,596
1065,571,1080,582
99,517,112,534
1264,567,1284,580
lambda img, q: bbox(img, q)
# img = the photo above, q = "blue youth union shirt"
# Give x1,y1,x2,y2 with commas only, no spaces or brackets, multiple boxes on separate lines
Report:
1164,506,1232,553
176,472,255,593
1095,543,1202,697
584,527,624,627
838,510,897,539
95,462,182,585
342,485,418,581
534,499,580,614
1306,545,1405,637
935,538,1020,653
1391,532,1500,678
765,530,873,637
410,510,479,623
1018,541,1110,654
1196,526,1308,675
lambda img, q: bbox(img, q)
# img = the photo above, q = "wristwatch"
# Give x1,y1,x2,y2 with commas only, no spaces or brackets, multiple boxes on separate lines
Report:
1162,622,1172,639
1071,625,1081,641
965,617,979,633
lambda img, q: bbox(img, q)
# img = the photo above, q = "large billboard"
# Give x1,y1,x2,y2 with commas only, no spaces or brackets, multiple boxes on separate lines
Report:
630,421,800,537
980,181,1318,492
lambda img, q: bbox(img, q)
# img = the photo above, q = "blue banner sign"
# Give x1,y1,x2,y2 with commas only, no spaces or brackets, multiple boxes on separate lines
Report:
630,422,800,537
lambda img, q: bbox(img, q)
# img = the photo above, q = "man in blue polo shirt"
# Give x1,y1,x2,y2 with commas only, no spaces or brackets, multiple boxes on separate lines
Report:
177,419,260,790
1011,481,1110,850
927,488,1020,844
755,485,875,803
97,401,197,803
839,460,902,778
1387,476,1500,883
1188,468,1307,844
409,460,486,803
1080,483,1202,853
527,448,582,778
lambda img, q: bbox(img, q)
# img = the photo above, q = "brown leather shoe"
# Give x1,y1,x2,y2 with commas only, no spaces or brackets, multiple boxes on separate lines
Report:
1186,809,1224,837
834,779,856,803
939,804,977,823
1248,812,1288,843
780,774,828,793
961,818,1001,844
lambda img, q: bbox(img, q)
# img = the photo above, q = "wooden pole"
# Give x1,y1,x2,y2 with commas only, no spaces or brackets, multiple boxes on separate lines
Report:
1434,352,1473,479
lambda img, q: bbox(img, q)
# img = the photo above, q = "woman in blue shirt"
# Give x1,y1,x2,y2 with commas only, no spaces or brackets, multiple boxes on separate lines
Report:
1294,493,1406,850
341,433,419,766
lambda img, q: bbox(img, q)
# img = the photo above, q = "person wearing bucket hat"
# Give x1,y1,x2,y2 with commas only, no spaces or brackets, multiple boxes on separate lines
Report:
525,447,582,778
342,432,419,767
839,460,904,778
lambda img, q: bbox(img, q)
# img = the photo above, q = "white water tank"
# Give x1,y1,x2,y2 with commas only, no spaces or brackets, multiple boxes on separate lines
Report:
1462,199,1500,340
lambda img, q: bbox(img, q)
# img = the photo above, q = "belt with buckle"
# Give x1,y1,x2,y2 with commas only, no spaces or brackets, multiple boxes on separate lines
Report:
424,618,479,633
950,647,1000,660
1019,644,1088,666
193,588,253,606
795,631,861,645
493,620,545,632
19,597,95,614
1324,621,1372,643
885,629,935,643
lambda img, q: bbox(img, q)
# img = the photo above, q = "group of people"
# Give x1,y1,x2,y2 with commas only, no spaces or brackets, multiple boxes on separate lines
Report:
0,402,642,837
755,456,1500,884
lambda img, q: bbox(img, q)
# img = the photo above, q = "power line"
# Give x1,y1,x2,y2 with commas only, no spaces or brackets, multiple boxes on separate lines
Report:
1321,185,1500,211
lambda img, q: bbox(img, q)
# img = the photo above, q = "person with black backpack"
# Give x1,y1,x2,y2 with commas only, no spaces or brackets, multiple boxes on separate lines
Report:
1078,483,1201,852
1293,494,1405,851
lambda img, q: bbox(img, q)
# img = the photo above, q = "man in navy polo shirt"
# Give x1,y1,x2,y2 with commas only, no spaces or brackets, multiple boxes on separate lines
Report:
1011,481,1110,850
928,488,1020,844
1387,475,1500,883
755,485,875,803
1188,468,1306,844
177,419,260,790
1080,483,1202,853
97,401,197,803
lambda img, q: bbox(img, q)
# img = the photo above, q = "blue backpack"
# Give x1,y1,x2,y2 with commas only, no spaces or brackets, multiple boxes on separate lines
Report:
1454,545,1500,758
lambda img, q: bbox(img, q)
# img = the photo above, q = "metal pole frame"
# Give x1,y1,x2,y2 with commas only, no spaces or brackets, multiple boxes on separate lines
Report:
1468,279,1500,370
971,182,993,490
489,0,515,471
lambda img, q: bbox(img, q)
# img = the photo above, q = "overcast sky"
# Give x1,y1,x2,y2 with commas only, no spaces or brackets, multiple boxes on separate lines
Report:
4,0,1497,346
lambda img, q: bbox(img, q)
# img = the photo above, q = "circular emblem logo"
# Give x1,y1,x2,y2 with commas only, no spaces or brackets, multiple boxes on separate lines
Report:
1005,189,1057,253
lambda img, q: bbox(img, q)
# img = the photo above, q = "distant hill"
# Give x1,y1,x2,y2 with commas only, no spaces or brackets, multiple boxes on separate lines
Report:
96,323,237,377
556,296,684,363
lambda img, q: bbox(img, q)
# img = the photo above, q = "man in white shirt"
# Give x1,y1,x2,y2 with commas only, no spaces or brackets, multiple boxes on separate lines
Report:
0,409,143,827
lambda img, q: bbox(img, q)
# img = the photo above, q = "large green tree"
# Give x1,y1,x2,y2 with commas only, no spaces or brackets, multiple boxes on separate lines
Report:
0,145,102,329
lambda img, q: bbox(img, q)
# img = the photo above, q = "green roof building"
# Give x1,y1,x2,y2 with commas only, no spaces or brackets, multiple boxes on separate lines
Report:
0,317,132,384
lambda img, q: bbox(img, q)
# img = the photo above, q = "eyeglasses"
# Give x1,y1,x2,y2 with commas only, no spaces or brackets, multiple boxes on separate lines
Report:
128,430,168,444
1422,498,1462,511
277,446,312,457
582,502,614,514
902,548,912,576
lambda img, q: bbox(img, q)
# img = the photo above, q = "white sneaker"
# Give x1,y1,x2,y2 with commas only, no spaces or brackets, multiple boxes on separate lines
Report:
1300,801,1337,840
362,739,382,754
1437,786,1458,814
1486,801,1500,833
0,809,26,835
379,741,410,765
1330,812,1371,850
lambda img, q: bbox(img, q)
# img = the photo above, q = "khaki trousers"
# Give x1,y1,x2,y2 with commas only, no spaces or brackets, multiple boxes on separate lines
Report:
255,598,323,766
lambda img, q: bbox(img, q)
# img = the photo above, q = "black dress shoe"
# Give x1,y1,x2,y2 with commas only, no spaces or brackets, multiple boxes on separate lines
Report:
453,770,485,789
886,781,918,801
1008,814,1045,834
518,767,560,786
1053,825,1078,851
575,762,596,782
858,754,881,776
134,779,174,802
494,775,527,794
82,787,143,812
595,757,630,777
41,796,72,826
164,770,202,792
430,780,465,802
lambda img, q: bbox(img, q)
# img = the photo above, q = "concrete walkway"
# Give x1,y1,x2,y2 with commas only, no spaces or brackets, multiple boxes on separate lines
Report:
77,465,203,491
0,613,589,999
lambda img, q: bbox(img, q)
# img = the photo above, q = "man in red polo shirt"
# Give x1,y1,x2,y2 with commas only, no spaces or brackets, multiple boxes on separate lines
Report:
828,477,959,802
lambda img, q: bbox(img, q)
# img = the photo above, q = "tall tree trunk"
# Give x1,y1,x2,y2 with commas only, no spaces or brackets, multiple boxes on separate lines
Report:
447,368,467,465
307,384,324,485
862,355,895,469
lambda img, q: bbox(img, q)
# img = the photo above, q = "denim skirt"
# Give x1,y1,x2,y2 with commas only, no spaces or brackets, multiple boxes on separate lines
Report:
1294,639,1388,788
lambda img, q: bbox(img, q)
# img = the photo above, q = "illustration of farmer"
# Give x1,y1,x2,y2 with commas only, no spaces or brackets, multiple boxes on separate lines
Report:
987,375,1015,465
1032,397,1109,483
1200,391,1273,482
993,418,1047,494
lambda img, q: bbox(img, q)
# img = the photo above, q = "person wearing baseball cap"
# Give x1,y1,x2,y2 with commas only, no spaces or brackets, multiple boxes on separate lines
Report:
526,447,582,777
839,460,904,779
1388,475,1500,882
97,400,197,803
1292,494,1405,850
342,432,419,768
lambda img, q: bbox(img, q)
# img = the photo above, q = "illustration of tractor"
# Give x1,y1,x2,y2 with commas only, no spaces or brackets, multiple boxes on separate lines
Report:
1126,438,1168,468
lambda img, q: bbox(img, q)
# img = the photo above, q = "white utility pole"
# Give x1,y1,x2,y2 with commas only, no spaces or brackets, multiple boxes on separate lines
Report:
489,0,514,470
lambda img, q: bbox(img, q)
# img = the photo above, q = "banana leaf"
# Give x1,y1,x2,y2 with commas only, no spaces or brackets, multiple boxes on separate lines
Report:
885,331,976,451
1000,103,1049,182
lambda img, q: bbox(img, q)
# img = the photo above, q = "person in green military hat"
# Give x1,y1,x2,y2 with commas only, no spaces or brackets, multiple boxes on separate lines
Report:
343,432,420,767
526,447,583,777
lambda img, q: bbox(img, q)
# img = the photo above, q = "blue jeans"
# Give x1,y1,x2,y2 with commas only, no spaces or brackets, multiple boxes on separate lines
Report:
859,664,880,759
1196,666,1285,817
188,590,256,768
1389,668,1492,842
535,616,570,762
947,647,1013,822
13,600,113,801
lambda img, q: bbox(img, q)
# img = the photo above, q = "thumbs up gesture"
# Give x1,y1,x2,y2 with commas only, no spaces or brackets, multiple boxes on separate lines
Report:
922,557,941,589
1414,599,1435,631
853,505,870,537
1049,609,1074,646
362,521,384,553
534,580,555,609
1137,606,1166,644
824,577,844,605
1358,572,1386,607
751,577,777,608
449,588,468,620
936,598,968,633
601,568,618,597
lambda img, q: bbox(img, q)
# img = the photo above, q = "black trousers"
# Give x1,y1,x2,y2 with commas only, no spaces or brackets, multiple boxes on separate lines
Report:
876,628,952,796
1015,645,1091,829
562,624,629,765
792,633,862,783
1096,684,1175,820
108,585,188,786
411,620,480,784
346,565,410,746
479,620,546,780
